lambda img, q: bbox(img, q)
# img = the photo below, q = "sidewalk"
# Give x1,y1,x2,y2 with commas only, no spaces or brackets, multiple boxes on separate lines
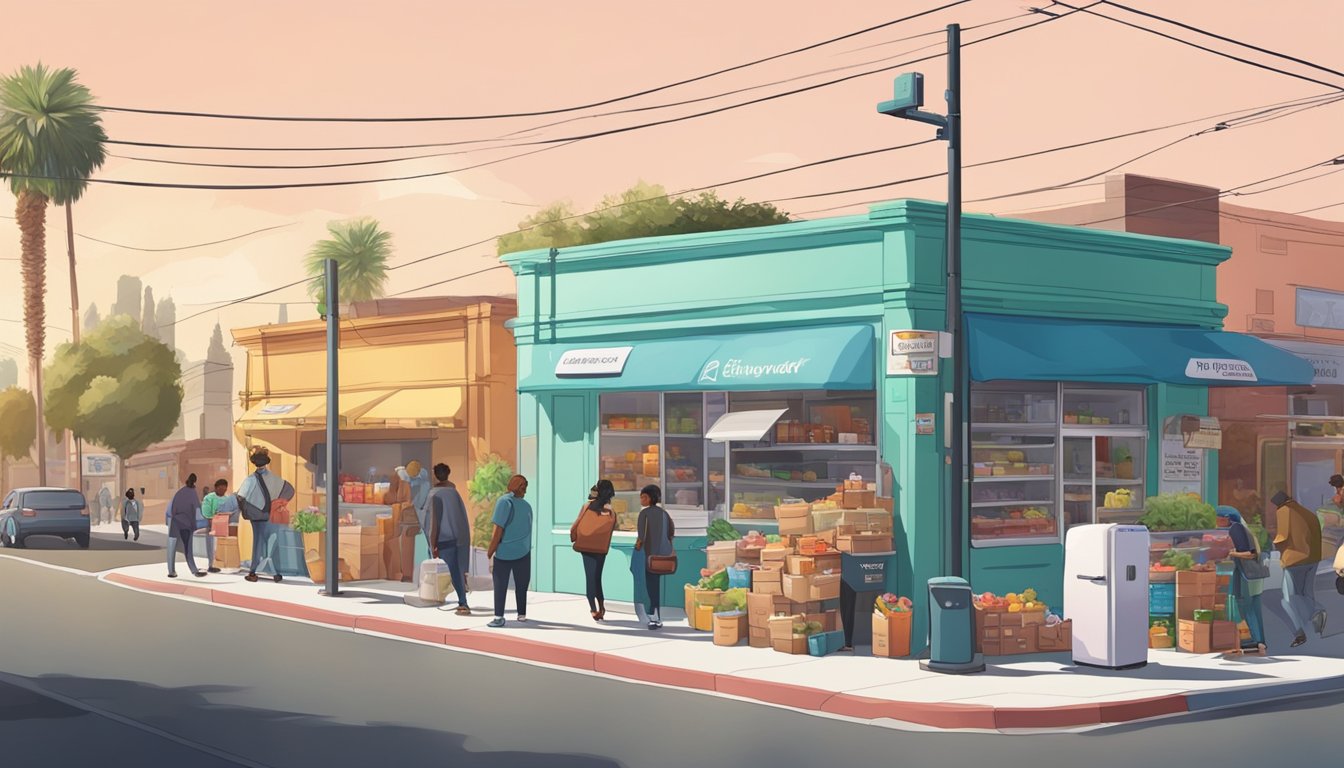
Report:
101,562,1344,733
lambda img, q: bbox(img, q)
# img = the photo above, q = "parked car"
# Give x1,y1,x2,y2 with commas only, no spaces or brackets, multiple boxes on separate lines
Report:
0,487,91,549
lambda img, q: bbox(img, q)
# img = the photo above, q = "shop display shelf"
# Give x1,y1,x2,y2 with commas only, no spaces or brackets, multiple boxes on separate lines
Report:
971,442,1056,449
1096,478,1144,486
972,475,1056,483
600,429,660,438
972,422,1056,432
731,477,842,489
972,499,1053,508
666,481,702,488
735,444,878,453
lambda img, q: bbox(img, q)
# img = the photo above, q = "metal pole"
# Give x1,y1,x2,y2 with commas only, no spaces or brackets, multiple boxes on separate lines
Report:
65,203,84,497
323,258,341,596
945,24,965,579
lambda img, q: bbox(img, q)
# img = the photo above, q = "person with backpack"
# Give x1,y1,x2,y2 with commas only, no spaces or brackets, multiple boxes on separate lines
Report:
486,475,533,628
236,448,295,583
121,489,143,541
571,480,617,622
427,463,472,615
635,484,675,630
1218,506,1268,657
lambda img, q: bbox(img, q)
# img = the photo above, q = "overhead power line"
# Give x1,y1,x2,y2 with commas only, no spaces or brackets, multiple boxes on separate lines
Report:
0,216,298,252
94,0,976,123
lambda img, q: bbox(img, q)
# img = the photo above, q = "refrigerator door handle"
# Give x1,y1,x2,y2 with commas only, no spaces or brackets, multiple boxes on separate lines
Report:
1076,574,1106,582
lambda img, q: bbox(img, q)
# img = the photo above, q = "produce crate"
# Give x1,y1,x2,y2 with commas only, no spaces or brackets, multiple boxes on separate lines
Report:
713,612,748,647
807,630,847,657
1037,620,1072,652
1176,570,1217,597
872,609,912,658
1178,619,1212,653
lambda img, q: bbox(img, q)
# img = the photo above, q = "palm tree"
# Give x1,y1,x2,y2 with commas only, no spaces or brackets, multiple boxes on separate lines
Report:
305,218,393,308
0,64,107,486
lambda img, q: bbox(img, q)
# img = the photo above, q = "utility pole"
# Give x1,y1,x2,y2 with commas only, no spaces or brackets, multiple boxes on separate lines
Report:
322,259,340,596
879,24,965,578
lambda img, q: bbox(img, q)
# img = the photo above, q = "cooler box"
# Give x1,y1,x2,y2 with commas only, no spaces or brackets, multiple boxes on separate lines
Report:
807,630,846,657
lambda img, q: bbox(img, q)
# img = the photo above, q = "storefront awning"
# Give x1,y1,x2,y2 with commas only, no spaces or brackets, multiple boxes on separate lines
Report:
354,387,463,424
705,409,787,442
967,313,1316,387
237,391,397,429
519,324,875,392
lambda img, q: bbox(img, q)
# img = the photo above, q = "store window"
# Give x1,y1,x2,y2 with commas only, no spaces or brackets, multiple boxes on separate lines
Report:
311,440,433,495
970,383,1059,545
1062,387,1147,531
598,393,660,531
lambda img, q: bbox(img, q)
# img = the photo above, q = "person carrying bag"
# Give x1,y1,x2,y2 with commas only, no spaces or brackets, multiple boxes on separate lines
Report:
635,484,675,630
572,480,617,622
1218,506,1268,657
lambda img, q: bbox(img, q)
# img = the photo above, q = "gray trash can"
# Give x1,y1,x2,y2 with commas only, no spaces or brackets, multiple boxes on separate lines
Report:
920,576,985,674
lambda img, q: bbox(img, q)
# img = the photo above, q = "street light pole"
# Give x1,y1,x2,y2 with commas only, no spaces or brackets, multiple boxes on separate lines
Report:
322,258,341,596
878,24,966,579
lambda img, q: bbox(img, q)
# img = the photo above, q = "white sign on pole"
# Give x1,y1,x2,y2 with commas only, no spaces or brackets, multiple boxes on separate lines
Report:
888,330,939,376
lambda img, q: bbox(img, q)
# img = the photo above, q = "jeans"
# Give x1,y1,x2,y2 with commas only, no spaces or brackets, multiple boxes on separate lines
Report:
581,552,607,612
121,518,140,539
1236,593,1266,647
645,570,662,617
493,554,531,618
1282,563,1324,636
437,540,469,607
196,529,216,568
248,520,272,576
167,523,198,575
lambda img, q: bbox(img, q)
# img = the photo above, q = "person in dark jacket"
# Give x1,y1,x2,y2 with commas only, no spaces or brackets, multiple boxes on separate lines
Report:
121,489,143,541
573,479,617,622
428,463,472,615
635,484,675,630
167,474,206,578
1218,506,1267,657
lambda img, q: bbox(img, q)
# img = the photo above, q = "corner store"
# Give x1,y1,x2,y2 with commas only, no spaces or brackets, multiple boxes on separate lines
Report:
503,199,1313,650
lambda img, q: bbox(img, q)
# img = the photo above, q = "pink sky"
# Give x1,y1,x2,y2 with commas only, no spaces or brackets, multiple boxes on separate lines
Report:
0,0,1341,389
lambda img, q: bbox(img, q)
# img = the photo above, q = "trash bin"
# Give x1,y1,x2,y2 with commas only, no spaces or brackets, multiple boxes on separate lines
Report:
920,576,985,674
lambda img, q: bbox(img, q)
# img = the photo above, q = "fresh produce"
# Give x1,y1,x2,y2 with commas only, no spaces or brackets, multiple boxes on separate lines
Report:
792,621,825,637
719,588,748,612
707,519,740,542
765,534,782,544
1160,549,1195,571
740,530,769,549
875,593,913,615
1103,489,1135,509
972,588,1048,614
1140,494,1216,532
696,568,729,590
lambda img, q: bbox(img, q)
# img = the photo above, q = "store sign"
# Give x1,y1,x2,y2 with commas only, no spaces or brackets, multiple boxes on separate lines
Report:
1161,438,1204,483
554,346,633,377
915,413,935,435
1296,286,1344,331
1268,340,1344,385
887,330,939,376
82,454,116,477
696,356,810,385
1184,358,1257,383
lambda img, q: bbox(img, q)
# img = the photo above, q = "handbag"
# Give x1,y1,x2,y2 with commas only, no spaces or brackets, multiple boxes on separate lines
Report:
1238,522,1271,581
641,509,678,575
573,504,616,554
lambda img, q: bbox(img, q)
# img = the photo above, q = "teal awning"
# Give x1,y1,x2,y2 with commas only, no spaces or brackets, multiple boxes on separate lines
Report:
967,313,1316,387
520,324,875,392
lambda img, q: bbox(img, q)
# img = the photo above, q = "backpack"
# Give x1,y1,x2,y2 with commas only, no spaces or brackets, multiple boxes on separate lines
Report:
240,470,273,522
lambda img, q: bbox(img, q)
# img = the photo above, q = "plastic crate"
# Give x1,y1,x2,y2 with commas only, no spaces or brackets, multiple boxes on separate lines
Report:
807,630,846,657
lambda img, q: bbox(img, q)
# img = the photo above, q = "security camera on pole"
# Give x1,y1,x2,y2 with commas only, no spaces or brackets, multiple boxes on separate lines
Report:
878,24,982,674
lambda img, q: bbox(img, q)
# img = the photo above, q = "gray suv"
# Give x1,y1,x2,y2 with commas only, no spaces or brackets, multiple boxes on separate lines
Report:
0,487,91,549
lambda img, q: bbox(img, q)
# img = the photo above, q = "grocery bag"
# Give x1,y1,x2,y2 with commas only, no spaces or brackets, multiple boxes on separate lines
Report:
418,558,450,603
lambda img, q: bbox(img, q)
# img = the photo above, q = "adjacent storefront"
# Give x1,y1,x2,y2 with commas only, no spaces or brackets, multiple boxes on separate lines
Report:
505,200,1313,650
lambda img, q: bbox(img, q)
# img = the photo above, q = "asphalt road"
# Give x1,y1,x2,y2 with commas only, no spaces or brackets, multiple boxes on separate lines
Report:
1,528,170,571
1,554,1343,767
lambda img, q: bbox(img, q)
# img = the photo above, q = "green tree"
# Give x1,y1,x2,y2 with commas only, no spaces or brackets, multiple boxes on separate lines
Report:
0,387,36,493
467,454,514,549
44,315,182,462
497,181,791,255
305,218,393,307
0,64,108,485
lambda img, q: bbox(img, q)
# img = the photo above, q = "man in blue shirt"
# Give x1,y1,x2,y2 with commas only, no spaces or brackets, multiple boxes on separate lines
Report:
486,475,533,628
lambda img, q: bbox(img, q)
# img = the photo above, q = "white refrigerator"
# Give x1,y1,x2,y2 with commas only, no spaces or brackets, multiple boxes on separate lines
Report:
1064,523,1150,669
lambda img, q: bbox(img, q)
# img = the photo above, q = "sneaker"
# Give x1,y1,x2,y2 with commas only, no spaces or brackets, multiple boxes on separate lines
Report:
455,606,472,616
648,620,663,630
487,617,506,628
517,615,528,622
244,573,259,583
273,575,283,583
167,573,177,578
1313,610,1327,636
123,532,128,540
193,571,207,578
208,567,222,574
1292,633,1308,648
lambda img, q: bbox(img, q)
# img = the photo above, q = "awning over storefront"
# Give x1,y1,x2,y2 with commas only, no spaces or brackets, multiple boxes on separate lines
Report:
354,387,463,424
236,390,396,428
966,313,1316,387
519,324,876,392
1265,339,1344,386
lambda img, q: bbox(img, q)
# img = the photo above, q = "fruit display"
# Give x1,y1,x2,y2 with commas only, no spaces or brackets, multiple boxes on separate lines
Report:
664,404,700,435
971,507,1056,538
1103,489,1135,509
736,463,820,482
875,594,913,615
605,414,660,432
697,568,730,590
1160,550,1195,571
973,588,1050,615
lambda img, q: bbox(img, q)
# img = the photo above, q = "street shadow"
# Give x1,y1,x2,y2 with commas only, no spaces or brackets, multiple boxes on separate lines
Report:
17,533,161,552
23,674,624,768
0,681,85,722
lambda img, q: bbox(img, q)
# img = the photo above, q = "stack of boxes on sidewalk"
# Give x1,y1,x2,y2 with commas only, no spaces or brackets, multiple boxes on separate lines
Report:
284,482,422,584
1170,568,1239,653
972,589,1074,656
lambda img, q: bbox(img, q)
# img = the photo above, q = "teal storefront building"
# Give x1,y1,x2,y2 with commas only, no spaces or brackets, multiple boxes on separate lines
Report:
503,199,1312,649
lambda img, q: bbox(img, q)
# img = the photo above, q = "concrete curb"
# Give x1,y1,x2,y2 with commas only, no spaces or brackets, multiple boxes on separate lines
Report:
104,572,1242,731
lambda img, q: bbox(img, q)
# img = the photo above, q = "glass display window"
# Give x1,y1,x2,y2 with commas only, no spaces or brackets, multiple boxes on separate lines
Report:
599,393,661,531
664,392,706,508
970,381,1058,427
1062,387,1144,427
1063,434,1146,529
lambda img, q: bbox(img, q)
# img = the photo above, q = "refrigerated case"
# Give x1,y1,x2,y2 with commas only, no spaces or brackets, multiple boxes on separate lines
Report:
1064,523,1150,669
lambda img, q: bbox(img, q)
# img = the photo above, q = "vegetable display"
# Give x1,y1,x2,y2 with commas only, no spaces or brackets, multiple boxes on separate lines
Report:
875,593,913,615
792,621,825,637
1160,549,1195,571
1139,493,1216,532
718,588,748,612
707,519,740,542
697,568,729,590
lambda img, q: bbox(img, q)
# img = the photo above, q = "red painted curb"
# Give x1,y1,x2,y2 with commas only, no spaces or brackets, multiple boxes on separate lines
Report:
106,573,189,596
445,631,596,672
823,693,999,730
1097,694,1189,723
715,675,833,710
182,586,214,601
211,591,359,629
994,703,1100,729
593,653,717,691
354,616,450,645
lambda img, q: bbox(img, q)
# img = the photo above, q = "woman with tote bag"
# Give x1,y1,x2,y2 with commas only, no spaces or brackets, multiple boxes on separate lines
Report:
635,484,676,630
571,480,617,622
1218,506,1268,657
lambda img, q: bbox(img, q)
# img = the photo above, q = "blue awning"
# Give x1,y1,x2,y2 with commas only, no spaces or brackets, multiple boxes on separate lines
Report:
967,313,1316,387
519,324,875,392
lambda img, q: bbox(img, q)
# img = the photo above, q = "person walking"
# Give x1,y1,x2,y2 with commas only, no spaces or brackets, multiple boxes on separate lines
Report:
427,463,472,615
121,489,142,541
1218,507,1268,657
1271,490,1325,647
635,484,675,630
486,475,533,628
237,448,295,584
572,480,617,622
200,478,238,574
167,475,206,579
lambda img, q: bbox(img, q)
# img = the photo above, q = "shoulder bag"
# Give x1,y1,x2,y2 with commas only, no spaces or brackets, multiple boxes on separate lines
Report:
573,503,616,554
240,470,272,522
642,509,678,575
1238,522,1270,581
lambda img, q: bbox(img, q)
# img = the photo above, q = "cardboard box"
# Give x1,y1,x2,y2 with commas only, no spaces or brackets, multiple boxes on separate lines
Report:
838,509,893,533
1176,570,1217,597
1178,619,1212,653
706,542,738,572
694,604,715,632
805,609,840,633
772,636,810,655
749,626,771,648
842,490,877,509
812,552,841,575
779,515,814,536
750,567,783,595
398,532,416,582
982,623,1038,655
816,528,837,548
761,547,790,567
214,536,240,569
713,613,748,646
786,600,823,615
382,537,403,583
873,610,913,658
786,555,816,575
1210,620,1239,651
836,533,893,554
1175,594,1216,620
812,574,841,601
1037,620,1072,651
339,525,383,553
768,613,805,641
783,573,841,602
748,593,792,628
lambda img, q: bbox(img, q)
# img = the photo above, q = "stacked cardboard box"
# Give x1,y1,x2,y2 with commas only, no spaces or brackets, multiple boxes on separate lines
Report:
783,573,841,602
768,613,808,654
1178,617,1237,653
706,541,739,572
872,609,912,658
214,537,241,569
748,593,790,647
713,613,748,646
1175,569,1218,621
338,525,384,581
774,501,813,536
974,606,1071,655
